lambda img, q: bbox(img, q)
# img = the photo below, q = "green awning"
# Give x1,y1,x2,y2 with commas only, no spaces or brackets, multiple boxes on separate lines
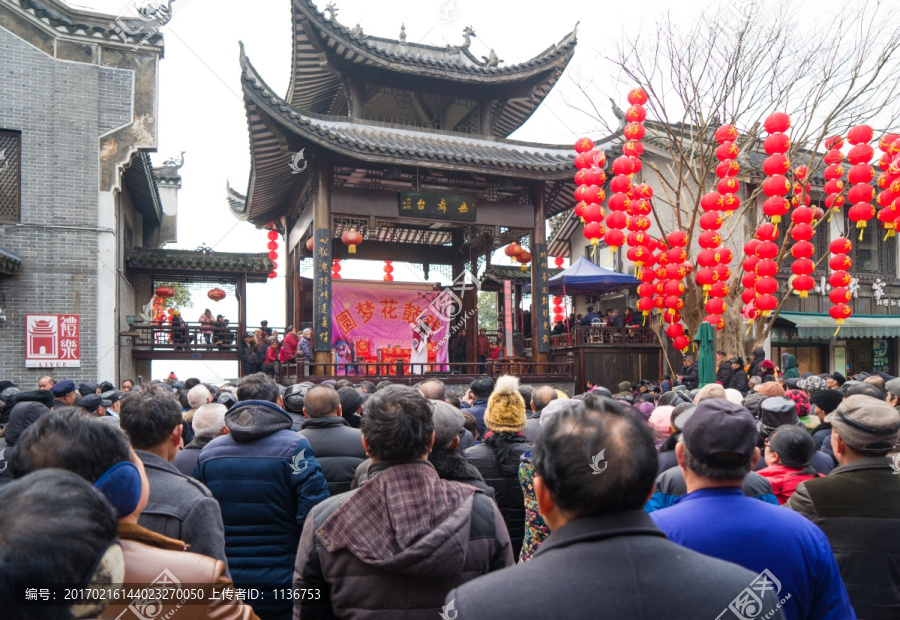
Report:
779,312,900,339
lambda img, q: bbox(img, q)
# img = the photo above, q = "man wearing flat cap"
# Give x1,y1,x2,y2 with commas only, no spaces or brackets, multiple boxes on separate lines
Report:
50,379,78,409
650,399,853,620
787,394,900,618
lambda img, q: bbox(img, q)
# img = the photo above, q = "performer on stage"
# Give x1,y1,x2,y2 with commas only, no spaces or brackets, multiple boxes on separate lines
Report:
409,320,429,375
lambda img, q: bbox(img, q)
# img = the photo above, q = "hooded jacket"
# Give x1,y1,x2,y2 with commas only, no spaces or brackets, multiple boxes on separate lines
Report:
4,400,51,447
293,460,513,620
757,464,822,505
195,400,329,618
748,348,766,378
727,365,750,394
782,354,800,379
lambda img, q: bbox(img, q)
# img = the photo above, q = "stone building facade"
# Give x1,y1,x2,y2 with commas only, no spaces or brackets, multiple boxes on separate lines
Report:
0,0,175,386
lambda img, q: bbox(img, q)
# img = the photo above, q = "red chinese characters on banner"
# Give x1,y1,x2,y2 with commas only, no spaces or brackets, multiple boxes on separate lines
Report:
25,314,80,368
335,309,358,334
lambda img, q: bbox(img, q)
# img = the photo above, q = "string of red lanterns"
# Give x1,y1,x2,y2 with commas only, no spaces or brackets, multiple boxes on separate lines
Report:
846,125,877,240
383,260,394,282
266,229,278,279
875,134,900,239
504,241,523,265
552,256,566,325
332,259,341,280
574,137,607,247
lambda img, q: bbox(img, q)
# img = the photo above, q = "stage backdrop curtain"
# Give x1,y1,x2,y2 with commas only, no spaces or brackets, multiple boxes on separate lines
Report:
330,280,449,369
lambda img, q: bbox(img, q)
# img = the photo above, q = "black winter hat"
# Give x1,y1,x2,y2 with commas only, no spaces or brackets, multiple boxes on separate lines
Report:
809,389,844,415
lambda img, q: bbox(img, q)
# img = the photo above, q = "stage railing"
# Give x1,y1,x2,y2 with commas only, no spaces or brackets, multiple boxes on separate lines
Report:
279,358,574,383
129,322,239,351
547,325,657,348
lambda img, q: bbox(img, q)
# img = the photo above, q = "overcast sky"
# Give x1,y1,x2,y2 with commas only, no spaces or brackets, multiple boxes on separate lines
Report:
70,0,858,381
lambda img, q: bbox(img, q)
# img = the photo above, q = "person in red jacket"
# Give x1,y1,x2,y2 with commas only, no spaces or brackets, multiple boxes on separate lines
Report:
279,325,299,363
757,424,822,504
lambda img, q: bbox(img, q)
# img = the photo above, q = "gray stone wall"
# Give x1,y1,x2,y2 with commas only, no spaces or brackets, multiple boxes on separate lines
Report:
0,25,133,385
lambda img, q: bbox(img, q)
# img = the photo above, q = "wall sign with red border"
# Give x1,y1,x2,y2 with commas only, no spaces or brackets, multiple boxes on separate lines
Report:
25,314,80,368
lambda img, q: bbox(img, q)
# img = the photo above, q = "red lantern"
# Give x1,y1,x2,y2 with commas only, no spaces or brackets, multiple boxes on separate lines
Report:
267,230,279,241
638,268,656,283
847,144,875,166
583,222,606,245
763,176,791,197
847,125,874,146
622,141,644,157
574,137,595,154
741,289,757,304
627,87,648,105
755,259,778,277
711,280,730,298
696,267,718,291
848,185,875,204
604,229,625,248
623,122,645,141
518,250,532,272
504,242,523,262
829,254,852,271
612,156,636,176
824,135,845,150
672,335,690,351
305,237,314,252
715,125,738,144
764,112,791,134
700,192,724,212
268,272,277,279
625,104,646,122
830,271,852,288
207,288,226,302
830,237,853,254
666,323,685,339
341,228,363,254
791,258,814,276
791,224,814,242
792,275,815,298
267,241,278,251
763,154,790,176
715,142,739,161
155,286,175,298
667,230,688,247
755,241,779,260
554,256,565,268
829,304,852,323
268,251,278,261
742,302,761,321
714,264,731,282
716,160,741,178
756,223,779,242
383,262,394,275
704,314,725,331
848,164,875,185
764,133,791,155
829,288,852,305
699,212,723,231
762,197,790,224
754,276,778,295
756,294,778,316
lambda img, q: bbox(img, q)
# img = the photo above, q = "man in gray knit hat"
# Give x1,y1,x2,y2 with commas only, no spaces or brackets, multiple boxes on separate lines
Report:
787,394,900,618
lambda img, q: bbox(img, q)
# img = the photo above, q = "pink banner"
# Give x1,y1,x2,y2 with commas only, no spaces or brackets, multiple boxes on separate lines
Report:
331,281,449,370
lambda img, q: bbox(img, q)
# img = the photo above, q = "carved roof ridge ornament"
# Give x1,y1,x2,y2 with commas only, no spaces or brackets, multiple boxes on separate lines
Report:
324,1,338,22
162,150,185,169
399,23,407,46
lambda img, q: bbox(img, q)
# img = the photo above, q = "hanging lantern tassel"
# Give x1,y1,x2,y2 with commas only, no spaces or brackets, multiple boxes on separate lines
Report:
833,322,843,338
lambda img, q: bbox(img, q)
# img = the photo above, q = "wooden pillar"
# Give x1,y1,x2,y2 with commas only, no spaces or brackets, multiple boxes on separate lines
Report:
292,248,302,329
531,183,550,364
349,79,364,121
237,274,247,375
313,163,333,369
480,98,491,137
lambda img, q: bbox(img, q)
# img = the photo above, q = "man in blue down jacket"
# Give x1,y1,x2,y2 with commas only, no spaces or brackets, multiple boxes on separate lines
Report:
196,373,329,620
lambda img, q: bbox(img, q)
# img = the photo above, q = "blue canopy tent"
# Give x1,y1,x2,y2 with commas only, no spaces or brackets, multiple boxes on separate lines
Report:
523,258,640,346
523,257,640,295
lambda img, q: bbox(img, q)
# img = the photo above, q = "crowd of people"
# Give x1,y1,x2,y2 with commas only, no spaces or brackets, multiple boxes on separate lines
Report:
1,348,898,619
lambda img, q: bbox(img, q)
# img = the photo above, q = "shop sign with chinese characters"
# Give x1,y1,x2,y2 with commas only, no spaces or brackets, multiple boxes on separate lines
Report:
25,314,80,368
398,192,476,222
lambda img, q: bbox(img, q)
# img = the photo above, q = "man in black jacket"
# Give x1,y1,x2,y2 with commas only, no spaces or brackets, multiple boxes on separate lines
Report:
727,356,750,394
748,347,766,378
447,398,784,620
715,350,732,386
787,395,900,619
678,355,699,390
299,385,366,496
427,400,494,498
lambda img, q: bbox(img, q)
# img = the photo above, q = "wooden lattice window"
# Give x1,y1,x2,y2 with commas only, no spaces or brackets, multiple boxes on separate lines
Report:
0,130,21,223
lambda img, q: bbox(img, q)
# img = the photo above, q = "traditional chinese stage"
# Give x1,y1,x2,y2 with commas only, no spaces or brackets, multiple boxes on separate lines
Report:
328,279,450,374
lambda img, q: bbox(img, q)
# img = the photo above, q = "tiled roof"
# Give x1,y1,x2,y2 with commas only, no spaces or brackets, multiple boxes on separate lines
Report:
0,248,21,275
243,49,575,175
484,265,563,283
10,0,166,47
287,0,577,138
127,248,273,274
122,152,163,224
